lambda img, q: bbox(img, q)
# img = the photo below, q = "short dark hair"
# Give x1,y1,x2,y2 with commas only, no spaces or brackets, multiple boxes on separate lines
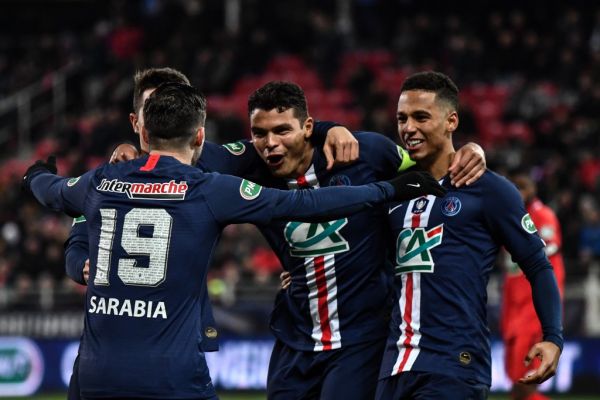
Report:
400,71,459,111
247,81,309,124
132,67,190,113
143,82,207,149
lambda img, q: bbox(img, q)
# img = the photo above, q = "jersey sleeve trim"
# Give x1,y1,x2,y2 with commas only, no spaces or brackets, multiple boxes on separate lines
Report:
397,146,417,172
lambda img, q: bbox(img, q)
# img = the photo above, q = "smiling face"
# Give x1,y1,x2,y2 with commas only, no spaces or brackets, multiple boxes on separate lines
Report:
396,90,458,169
250,108,314,178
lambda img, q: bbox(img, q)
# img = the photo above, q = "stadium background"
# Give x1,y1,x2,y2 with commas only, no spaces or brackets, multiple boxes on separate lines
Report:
0,0,599,398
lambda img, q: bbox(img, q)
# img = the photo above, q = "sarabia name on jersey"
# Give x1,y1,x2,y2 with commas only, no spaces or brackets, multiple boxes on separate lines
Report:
89,295,167,319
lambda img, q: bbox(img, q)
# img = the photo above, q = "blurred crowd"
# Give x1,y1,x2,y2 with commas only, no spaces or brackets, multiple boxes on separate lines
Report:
0,0,599,331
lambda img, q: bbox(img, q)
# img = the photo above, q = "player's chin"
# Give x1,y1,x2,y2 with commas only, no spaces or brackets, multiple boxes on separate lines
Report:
268,165,289,178
407,149,426,161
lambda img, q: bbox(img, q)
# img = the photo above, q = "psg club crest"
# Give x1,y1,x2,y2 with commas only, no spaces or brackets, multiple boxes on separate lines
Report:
329,175,351,186
441,196,462,217
411,197,429,214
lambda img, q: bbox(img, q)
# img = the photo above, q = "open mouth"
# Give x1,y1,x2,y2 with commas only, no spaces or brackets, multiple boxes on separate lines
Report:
404,138,424,151
266,154,285,167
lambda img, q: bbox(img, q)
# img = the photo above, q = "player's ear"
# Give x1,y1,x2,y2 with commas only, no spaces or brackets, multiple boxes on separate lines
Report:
129,113,139,134
141,126,150,147
193,127,205,147
447,111,459,134
303,116,314,140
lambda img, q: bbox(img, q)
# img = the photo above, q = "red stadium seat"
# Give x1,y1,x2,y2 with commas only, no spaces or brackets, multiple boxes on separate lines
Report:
267,54,307,74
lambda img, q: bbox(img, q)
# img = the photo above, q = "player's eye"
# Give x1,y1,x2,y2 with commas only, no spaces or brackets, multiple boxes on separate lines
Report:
273,127,292,135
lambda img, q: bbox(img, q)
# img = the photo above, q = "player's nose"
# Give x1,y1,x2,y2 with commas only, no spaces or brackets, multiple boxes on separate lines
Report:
265,132,280,149
403,118,418,133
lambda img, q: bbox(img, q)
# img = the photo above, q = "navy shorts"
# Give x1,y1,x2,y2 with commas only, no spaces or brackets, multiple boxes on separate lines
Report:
267,338,386,400
72,354,218,400
68,354,81,400
375,371,489,400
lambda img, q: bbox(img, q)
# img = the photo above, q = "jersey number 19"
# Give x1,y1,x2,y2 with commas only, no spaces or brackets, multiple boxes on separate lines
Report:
94,208,172,287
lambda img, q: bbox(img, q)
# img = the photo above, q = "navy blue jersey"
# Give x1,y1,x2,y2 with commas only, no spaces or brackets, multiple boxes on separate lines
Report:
380,171,550,386
251,133,410,351
61,122,345,354
29,155,395,399
202,133,412,351
196,140,268,180
64,218,89,285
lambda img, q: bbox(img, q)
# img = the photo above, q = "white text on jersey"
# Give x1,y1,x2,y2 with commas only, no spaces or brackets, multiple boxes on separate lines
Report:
96,178,188,200
88,296,167,319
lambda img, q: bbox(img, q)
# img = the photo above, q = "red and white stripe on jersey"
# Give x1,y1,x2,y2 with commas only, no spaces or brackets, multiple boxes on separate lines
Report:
287,165,342,351
305,254,341,350
286,165,318,190
392,194,437,375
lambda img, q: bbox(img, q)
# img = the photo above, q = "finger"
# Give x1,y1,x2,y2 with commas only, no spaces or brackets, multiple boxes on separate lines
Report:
452,158,481,187
518,357,545,384
350,141,359,162
523,345,540,367
448,151,461,173
323,145,335,170
47,155,57,165
519,372,541,384
537,361,556,383
112,151,133,163
340,143,351,163
464,168,485,186
83,259,90,283
519,361,552,384
121,152,133,161
109,150,119,164
451,157,484,187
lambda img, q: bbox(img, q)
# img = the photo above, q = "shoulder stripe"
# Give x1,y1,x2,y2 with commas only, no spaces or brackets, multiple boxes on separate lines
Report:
140,154,160,171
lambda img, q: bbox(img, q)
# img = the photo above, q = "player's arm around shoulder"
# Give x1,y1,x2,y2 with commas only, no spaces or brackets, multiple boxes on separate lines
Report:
204,169,418,226
197,139,262,177
198,172,277,226
352,131,414,179
321,125,359,170
448,142,486,187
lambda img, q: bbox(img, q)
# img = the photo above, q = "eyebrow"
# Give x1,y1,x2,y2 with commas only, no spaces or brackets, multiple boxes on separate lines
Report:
271,123,294,132
397,110,431,118
250,126,267,135
251,123,294,134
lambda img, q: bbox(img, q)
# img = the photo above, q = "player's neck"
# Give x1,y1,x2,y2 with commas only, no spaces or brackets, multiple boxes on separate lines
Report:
291,147,315,178
148,150,193,165
421,148,454,180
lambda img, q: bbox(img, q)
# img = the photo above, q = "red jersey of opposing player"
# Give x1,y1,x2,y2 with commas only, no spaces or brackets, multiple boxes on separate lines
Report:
501,197,565,382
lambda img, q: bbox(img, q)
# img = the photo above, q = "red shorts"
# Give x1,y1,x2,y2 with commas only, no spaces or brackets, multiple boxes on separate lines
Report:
504,330,542,383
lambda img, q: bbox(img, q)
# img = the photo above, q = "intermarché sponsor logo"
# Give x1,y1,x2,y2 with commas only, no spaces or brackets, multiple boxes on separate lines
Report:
96,178,188,200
